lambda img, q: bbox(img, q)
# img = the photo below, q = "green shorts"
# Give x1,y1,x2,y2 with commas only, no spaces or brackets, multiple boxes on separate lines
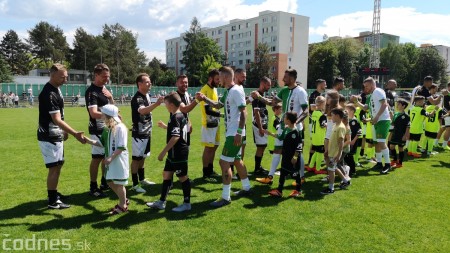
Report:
220,136,242,162
373,120,391,143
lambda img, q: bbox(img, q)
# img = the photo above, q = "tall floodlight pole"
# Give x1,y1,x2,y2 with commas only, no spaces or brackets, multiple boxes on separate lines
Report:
370,0,381,82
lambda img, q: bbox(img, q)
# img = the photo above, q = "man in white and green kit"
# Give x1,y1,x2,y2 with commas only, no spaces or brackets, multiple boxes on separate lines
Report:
196,66,252,208
352,77,391,174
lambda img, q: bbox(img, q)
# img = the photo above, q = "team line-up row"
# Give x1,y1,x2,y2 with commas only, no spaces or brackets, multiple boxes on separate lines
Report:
37,63,450,214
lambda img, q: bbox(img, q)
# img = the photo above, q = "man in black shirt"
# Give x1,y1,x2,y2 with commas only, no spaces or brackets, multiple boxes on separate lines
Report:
439,83,450,150
85,63,114,197
415,76,441,106
38,64,86,209
147,92,192,212
251,77,272,175
384,79,397,110
130,73,164,193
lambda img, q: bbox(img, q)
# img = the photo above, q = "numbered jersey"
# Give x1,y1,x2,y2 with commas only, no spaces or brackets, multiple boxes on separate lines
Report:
310,110,327,145
166,112,189,162
425,105,443,133
409,106,427,134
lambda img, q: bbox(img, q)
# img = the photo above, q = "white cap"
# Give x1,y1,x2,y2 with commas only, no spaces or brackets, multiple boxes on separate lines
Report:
101,104,121,123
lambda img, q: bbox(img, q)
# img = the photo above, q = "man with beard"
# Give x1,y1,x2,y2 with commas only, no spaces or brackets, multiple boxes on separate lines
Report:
200,69,222,181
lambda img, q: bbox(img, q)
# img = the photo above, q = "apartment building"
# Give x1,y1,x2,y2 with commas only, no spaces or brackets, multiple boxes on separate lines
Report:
166,10,309,85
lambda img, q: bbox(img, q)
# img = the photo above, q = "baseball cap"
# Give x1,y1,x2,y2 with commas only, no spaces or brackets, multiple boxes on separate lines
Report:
101,104,121,123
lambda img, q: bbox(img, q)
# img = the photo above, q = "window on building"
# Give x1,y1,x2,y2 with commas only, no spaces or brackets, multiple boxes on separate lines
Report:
232,26,236,31
218,29,222,34
231,35,235,40
290,27,293,32
271,66,276,72
246,22,249,28
272,36,277,42
246,59,251,64
272,16,277,22
290,17,294,23
212,31,215,36
238,24,241,30
289,57,292,62
239,60,243,65
262,17,268,23
239,42,244,48
271,46,276,52
216,38,220,43
245,40,251,46
231,43,236,49
239,51,244,56
231,61,235,66
231,52,236,57
246,50,251,55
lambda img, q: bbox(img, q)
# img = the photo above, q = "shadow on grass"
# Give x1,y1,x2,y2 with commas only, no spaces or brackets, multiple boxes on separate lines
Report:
433,160,450,168
91,199,213,230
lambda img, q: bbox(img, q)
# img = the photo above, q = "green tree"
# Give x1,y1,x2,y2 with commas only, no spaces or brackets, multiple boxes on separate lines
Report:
401,43,420,87
0,55,13,82
101,23,148,84
307,41,338,88
334,38,361,87
198,55,221,85
246,43,275,88
415,47,447,85
0,30,31,75
159,69,177,86
70,27,99,71
380,43,409,86
27,21,69,66
181,17,222,86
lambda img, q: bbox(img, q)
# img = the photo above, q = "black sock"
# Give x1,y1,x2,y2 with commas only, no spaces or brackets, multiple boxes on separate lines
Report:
48,190,57,204
294,174,302,191
399,151,404,164
132,173,139,186
254,155,262,171
202,167,209,177
138,168,145,181
377,162,383,167
101,176,107,186
208,163,214,174
90,181,98,191
360,149,365,156
160,180,172,201
391,149,397,161
277,170,287,193
181,179,191,203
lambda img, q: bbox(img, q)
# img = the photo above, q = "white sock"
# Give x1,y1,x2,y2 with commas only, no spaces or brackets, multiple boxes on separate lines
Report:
300,156,305,177
434,139,439,146
329,182,334,191
405,140,410,149
376,152,382,163
444,138,449,148
269,154,281,176
240,178,251,191
222,184,231,201
382,148,390,164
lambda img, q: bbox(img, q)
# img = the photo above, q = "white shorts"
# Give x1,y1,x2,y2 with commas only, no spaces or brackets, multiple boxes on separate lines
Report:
327,157,338,172
325,119,334,140
252,125,268,146
39,141,64,168
445,116,450,127
201,126,220,147
90,134,105,158
274,127,283,149
132,137,151,160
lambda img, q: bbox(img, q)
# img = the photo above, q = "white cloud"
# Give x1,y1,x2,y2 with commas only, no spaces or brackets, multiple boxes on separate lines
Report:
0,0,8,13
310,7,450,46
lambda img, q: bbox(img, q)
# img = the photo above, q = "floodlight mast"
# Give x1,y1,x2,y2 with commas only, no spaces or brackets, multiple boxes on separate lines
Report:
369,0,381,83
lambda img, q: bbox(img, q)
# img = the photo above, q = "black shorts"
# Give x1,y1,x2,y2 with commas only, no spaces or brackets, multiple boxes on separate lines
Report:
366,139,374,145
388,140,406,147
164,159,188,177
409,133,422,141
349,139,362,154
311,145,325,153
424,131,438,139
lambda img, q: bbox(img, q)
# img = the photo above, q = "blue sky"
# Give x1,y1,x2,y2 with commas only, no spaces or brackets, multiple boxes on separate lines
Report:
0,0,449,62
